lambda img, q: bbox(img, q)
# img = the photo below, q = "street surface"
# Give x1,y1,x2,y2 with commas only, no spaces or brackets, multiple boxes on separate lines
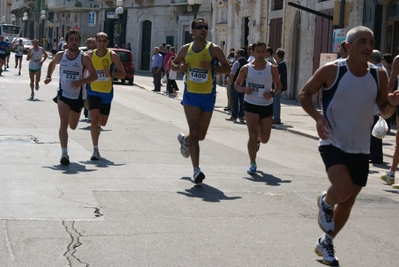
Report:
0,57,398,267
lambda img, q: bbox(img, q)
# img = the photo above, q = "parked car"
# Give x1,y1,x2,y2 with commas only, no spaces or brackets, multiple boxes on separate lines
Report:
109,48,135,85
11,38,33,54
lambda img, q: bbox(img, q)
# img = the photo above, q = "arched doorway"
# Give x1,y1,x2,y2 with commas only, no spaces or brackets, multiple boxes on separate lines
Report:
141,20,152,70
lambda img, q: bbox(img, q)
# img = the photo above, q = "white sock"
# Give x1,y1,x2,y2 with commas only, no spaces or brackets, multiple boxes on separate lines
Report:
388,170,395,176
321,233,333,244
94,145,99,151
322,196,334,209
61,147,67,154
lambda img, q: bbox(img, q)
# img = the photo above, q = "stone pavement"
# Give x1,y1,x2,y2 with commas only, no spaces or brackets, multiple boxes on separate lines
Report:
134,70,397,162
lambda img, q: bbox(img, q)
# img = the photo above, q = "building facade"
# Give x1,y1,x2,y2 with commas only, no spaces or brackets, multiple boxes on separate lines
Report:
3,0,399,99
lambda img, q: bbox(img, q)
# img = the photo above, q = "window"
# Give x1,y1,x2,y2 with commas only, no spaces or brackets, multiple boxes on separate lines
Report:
273,0,283,10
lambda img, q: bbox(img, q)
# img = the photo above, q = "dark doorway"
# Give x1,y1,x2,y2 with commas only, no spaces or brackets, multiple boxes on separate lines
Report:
141,20,152,70
243,17,249,47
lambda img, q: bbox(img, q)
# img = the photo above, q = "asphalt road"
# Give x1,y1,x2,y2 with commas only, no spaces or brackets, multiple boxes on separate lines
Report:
0,58,398,267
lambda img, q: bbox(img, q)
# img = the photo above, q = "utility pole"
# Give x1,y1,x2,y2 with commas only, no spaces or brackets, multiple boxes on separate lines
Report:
339,0,346,28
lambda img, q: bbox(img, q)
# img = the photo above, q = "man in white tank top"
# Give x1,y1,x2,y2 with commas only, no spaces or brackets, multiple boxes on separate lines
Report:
234,41,281,176
26,39,47,99
298,26,399,266
44,30,98,165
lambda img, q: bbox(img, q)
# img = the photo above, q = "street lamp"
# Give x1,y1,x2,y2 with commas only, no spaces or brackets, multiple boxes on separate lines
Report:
11,14,16,25
23,12,28,37
115,0,124,48
40,10,46,47
188,0,202,19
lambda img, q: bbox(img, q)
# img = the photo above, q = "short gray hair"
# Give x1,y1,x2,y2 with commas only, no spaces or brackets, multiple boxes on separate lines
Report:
371,50,382,63
346,26,374,44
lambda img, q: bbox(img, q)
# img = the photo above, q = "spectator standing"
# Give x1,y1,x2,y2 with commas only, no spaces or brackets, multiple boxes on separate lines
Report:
272,48,287,124
369,49,388,164
167,47,179,97
163,44,172,93
151,47,163,92
247,44,254,62
43,37,48,51
223,48,235,112
226,49,247,123
265,46,277,65
126,43,131,51
381,54,399,187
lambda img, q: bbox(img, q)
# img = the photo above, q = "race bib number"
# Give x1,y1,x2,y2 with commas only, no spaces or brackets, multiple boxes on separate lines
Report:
63,70,79,81
96,70,109,81
249,82,265,96
188,68,208,83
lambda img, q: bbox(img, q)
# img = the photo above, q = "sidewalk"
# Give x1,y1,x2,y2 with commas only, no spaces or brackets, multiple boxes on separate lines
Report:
133,70,397,161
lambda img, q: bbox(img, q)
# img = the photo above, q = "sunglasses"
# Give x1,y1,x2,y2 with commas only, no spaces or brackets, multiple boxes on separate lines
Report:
195,25,209,30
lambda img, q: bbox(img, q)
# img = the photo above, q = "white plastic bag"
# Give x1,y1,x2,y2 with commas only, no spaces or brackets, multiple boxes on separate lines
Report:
161,74,168,84
372,116,388,139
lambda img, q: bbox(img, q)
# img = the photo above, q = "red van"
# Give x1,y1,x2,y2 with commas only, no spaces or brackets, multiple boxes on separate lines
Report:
109,48,135,85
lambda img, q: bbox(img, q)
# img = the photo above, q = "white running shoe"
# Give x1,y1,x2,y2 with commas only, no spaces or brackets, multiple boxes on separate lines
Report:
380,172,395,185
177,133,189,158
317,191,334,233
91,148,100,160
314,237,339,266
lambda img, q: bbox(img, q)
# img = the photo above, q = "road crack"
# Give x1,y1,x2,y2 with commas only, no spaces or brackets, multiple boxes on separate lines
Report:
63,221,89,267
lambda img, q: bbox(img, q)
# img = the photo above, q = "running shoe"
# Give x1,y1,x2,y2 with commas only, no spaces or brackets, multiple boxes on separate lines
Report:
35,83,39,90
317,191,334,233
392,184,399,189
91,147,100,160
314,237,339,266
60,153,70,165
177,133,189,158
18,71,21,76
193,168,205,184
380,172,395,185
30,92,34,100
247,162,257,175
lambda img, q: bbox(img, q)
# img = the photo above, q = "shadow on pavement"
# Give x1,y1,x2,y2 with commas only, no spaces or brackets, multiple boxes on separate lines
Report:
43,162,97,174
244,171,291,186
177,177,241,202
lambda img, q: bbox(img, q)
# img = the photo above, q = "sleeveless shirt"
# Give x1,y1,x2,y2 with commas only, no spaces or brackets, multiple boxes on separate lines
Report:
90,49,114,93
244,62,273,106
58,51,85,99
319,59,379,154
184,42,217,94
28,47,43,70
15,44,24,57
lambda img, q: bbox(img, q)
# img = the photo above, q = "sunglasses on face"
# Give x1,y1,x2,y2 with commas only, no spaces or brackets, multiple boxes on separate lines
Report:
195,25,209,30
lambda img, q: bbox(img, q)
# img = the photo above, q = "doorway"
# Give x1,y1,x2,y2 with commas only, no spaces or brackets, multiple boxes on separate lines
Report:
141,20,152,70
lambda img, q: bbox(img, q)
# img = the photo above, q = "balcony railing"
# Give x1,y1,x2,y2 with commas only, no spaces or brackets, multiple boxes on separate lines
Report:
171,0,188,5
48,0,100,10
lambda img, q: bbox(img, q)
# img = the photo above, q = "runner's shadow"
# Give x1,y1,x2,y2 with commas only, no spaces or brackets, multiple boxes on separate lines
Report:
28,98,44,102
81,157,125,168
43,162,97,174
177,177,241,202
244,171,291,186
316,259,340,266
383,189,399,195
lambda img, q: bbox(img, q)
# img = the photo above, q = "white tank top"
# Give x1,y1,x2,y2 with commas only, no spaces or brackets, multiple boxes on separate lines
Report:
244,62,273,106
58,51,85,99
319,59,379,154
15,44,24,56
28,47,43,70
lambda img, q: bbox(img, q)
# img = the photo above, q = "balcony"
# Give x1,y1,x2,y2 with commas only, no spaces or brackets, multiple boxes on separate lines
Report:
47,0,66,11
11,0,36,12
171,0,188,5
48,0,100,12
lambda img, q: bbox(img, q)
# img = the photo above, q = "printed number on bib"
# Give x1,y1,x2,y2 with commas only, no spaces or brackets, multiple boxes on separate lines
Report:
96,70,109,81
189,68,208,83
